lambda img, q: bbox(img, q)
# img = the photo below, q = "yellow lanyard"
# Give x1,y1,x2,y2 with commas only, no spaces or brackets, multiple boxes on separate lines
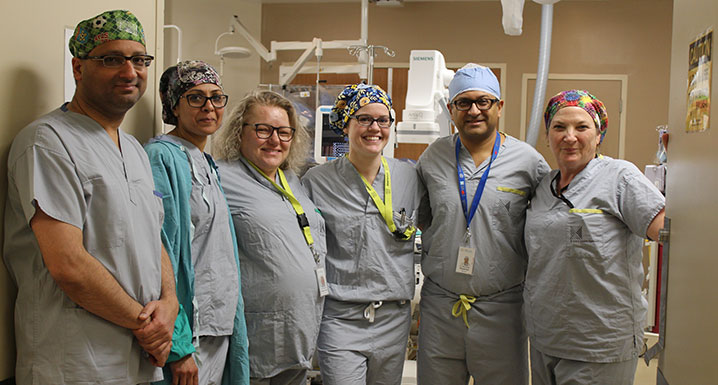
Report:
247,160,318,263
358,157,416,240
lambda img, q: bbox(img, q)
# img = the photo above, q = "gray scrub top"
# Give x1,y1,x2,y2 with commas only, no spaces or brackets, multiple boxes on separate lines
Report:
416,134,549,296
524,156,665,363
302,156,423,302
156,135,239,336
217,158,326,378
3,105,164,384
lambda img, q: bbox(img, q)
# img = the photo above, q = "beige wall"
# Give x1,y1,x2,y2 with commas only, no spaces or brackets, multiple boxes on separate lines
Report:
261,0,672,170
659,0,718,383
0,1,164,380
164,0,262,121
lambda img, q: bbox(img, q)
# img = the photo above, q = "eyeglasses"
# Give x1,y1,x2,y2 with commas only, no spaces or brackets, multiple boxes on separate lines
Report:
244,123,296,142
452,98,500,111
181,94,229,109
350,114,394,128
84,54,155,68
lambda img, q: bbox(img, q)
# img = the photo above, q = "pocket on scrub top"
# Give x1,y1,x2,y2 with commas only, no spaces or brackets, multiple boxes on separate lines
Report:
85,177,126,249
567,209,606,259
244,311,286,369
129,175,164,226
392,208,417,241
491,187,529,235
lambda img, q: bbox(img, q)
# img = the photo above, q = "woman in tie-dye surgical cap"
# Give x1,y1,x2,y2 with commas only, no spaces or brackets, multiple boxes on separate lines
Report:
523,89,666,385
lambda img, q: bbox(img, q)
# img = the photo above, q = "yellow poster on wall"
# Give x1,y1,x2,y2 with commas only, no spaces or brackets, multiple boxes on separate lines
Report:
686,29,712,133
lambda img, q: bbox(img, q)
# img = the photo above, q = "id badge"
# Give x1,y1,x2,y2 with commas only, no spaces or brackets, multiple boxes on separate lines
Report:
455,247,475,276
315,267,329,297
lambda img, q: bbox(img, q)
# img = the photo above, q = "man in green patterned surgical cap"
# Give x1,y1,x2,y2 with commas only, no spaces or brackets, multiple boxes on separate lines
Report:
68,9,155,124
69,9,147,58
4,10,179,385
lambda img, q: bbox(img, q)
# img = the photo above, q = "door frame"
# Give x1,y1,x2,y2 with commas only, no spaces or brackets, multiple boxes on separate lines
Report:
520,73,628,159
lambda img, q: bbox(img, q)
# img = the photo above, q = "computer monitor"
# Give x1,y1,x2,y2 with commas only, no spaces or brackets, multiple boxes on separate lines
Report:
313,105,348,163
313,105,396,164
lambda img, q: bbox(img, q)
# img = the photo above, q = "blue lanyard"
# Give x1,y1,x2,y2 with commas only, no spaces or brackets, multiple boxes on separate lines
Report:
456,131,501,238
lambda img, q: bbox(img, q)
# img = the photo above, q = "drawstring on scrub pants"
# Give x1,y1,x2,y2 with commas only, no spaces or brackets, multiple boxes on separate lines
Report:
363,301,383,323
451,294,476,328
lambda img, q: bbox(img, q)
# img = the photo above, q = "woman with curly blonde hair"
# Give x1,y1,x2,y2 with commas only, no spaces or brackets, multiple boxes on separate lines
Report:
215,89,326,385
214,90,310,174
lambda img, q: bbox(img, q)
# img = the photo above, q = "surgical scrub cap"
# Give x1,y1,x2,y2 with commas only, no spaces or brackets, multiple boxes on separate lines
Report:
329,83,392,135
544,89,608,144
448,64,501,102
159,60,223,125
69,10,146,58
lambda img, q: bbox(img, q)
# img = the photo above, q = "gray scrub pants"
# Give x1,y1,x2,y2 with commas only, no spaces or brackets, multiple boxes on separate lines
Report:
318,298,412,385
417,279,528,385
530,345,638,385
250,369,307,385
196,335,230,385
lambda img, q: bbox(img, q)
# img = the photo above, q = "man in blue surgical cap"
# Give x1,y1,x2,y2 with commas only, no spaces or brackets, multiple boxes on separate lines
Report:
415,64,549,384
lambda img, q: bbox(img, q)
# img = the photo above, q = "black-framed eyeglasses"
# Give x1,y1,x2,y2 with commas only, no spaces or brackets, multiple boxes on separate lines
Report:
83,54,155,68
350,114,394,128
243,123,296,142
452,98,500,111
181,94,229,109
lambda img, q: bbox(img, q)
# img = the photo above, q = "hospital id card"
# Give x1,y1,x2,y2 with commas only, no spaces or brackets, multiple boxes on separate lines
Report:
315,267,329,297
455,247,475,275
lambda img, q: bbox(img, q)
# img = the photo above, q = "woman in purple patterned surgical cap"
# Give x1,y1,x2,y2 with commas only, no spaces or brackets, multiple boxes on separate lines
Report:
522,89,666,385
159,60,225,127
144,60,250,385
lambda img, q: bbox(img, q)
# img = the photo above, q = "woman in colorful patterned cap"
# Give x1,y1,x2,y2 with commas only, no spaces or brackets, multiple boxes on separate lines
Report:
145,60,249,385
214,89,326,385
301,84,423,385
523,90,665,385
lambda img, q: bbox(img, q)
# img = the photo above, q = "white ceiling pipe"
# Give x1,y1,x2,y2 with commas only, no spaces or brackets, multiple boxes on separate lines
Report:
525,0,559,147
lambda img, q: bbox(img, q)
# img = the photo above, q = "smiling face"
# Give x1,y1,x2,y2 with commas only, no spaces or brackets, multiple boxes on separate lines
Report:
547,106,601,175
73,39,148,117
449,90,503,144
172,83,225,149
239,105,292,179
345,102,391,160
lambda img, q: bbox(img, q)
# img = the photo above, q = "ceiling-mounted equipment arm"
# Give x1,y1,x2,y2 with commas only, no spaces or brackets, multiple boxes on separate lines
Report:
279,38,322,86
231,15,275,62
229,0,384,86
230,14,367,86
